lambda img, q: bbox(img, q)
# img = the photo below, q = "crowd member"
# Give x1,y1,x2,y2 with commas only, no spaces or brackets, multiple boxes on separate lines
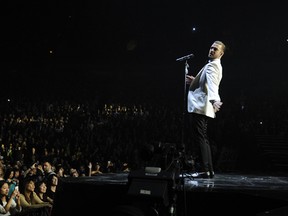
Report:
78,164,87,177
88,162,103,176
22,162,44,184
45,174,58,204
18,177,52,215
11,167,21,188
0,180,22,215
69,168,79,177
0,167,4,181
3,167,17,197
42,161,56,185
55,164,67,178
121,162,130,173
104,160,116,173
4,167,15,185
35,181,53,205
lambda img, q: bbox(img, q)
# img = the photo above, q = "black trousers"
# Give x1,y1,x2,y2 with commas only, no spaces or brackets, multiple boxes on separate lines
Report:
189,112,213,173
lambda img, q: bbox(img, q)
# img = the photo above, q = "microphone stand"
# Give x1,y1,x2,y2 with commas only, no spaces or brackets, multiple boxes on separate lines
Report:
174,56,193,216
178,60,189,216
180,60,189,156
175,53,193,159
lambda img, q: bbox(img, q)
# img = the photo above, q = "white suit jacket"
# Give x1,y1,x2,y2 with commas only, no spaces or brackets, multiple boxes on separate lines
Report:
187,59,222,118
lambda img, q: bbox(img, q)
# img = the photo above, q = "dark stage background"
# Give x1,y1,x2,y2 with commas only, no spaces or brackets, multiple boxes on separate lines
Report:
0,1,287,103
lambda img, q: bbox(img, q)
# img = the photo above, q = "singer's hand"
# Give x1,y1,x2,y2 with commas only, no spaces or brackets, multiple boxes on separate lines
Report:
213,101,223,112
186,75,194,85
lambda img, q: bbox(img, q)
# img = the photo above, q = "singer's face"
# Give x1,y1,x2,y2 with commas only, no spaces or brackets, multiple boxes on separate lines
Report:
208,43,224,60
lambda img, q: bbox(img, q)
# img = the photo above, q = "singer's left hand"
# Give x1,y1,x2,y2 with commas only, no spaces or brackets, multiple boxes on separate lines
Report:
186,75,194,84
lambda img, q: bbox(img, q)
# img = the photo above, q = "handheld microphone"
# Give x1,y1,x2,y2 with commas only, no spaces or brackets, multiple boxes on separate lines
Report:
176,53,194,62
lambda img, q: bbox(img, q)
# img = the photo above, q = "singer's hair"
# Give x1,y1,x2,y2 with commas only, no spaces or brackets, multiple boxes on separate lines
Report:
214,40,226,53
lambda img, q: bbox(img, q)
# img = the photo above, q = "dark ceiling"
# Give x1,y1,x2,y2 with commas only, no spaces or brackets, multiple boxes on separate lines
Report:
0,1,287,102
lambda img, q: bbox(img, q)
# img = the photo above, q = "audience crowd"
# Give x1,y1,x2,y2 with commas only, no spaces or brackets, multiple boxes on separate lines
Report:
0,94,287,215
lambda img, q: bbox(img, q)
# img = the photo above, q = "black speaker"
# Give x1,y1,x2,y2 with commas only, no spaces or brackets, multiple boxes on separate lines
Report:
50,174,178,216
127,169,177,207
50,176,130,216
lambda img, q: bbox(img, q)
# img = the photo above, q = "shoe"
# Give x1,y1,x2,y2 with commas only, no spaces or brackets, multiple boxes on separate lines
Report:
201,171,211,179
189,172,209,178
196,171,215,179
188,171,215,179
209,171,215,178
191,172,200,178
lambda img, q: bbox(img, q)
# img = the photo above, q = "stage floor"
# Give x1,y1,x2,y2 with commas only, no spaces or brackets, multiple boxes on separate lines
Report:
52,171,288,216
